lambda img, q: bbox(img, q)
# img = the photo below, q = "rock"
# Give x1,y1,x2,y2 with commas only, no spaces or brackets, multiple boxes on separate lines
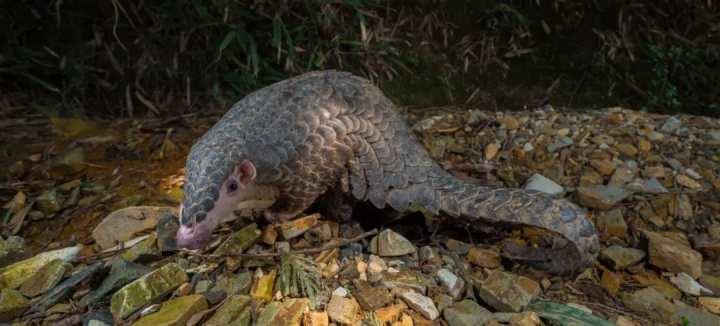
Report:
155,212,179,253
466,247,501,268
485,143,501,160
52,147,86,174
367,255,387,282
30,262,103,313
621,287,676,322
399,291,439,320
615,316,641,326
669,272,713,296
595,209,627,239
374,302,407,325
445,238,471,255
256,298,310,326
547,137,573,152
526,301,615,325
437,268,464,299
262,225,278,245
626,178,668,194
600,269,621,295
434,293,454,312
698,297,720,315
92,206,177,250
250,269,276,302
303,311,329,326
509,312,541,326
576,185,631,210
0,288,29,321
110,263,188,319
18,258,69,297
36,189,63,215
195,279,213,294
0,245,81,289
599,245,645,270
498,116,520,130
646,231,703,278
474,270,540,312
121,233,161,262
205,295,251,326
616,143,638,157
214,223,261,256
332,286,349,298
0,236,29,268
674,301,720,326
279,213,319,240
523,174,564,195
609,166,635,186
638,139,652,152
590,159,615,176
443,300,493,326
579,170,604,186
419,246,442,266
83,309,114,326
326,295,361,324
382,270,432,294
355,284,393,310
211,271,252,296
133,294,208,326
660,116,682,133
79,259,151,307
371,229,416,257
676,174,702,190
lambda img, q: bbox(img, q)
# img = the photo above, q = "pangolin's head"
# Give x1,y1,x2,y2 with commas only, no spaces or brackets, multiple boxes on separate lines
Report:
176,143,257,250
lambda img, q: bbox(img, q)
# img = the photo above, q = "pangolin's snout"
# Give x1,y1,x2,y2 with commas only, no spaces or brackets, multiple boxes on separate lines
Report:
176,224,210,250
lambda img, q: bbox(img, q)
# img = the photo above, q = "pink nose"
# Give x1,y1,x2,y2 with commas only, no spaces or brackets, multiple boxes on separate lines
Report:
176,225,208,250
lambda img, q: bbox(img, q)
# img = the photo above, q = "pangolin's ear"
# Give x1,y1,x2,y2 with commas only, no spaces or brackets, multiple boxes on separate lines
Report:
235,160,256,185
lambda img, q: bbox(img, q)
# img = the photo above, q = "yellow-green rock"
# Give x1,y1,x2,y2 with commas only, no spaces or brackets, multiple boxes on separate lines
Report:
19,259,69,297
0,245,80,289
256,298,310,326
250,269,276,302
205,295,251,326
0,288,29,321
133,294,207,326
121,233,160,262
214,223,261,255
110,263,188,320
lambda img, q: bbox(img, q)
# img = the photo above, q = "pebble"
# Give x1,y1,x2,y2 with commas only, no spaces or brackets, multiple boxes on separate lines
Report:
443,300,493,326
523,173,564,195
437,268,464,299
599,245,646,270
371,229,416,257
646,231,703,278
399,290,439,320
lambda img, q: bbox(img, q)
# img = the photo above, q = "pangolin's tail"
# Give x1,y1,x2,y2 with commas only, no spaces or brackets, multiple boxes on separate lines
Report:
328,71,600,274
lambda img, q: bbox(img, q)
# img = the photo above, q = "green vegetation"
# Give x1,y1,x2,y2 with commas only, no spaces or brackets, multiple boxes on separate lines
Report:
1,1,719,117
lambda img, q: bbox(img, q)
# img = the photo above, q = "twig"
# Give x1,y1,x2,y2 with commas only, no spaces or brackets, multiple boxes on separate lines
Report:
181,228,379,259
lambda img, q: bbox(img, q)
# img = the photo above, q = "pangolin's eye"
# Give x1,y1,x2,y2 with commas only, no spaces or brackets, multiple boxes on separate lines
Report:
227,180,239,193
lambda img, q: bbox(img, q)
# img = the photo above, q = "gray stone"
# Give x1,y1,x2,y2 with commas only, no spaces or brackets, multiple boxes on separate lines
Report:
621,287,676,322
443,300,493,326
30,262,103,313
674,301,720,326
399,290,439,320
626,178,668,194
437,268,464,299
92,206,177,250
660,116,682,133
646,231,703,278
599,245,646,270
82,309,114,326
371,229,416,257
524,174,564,195
155,212,179,253
547,137,573,152
577,185,632,210
474,270,540,312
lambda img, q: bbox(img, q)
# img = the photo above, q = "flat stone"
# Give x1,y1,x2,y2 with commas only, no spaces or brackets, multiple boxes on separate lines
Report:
0,245,81,289
355,285,393,310
547,137,573,153
616,143,638,157
676,174,702,190
382,270,433,294
498,116,520,130
626,178,668,194
211,271,252,296
443,300,493,326
646,231,703,278
599,245,645,270
475,270,540,312
509,311,541,326
121,233,161,262
79,259,151,307
205,295,251,326
326,295,360,324
256,298,310,326
367,255,387,282
622,287,676,322
669,272,712,296
303,311,329,326
576,185,631,210
36,189,64,215
371,229,416,257
19,258,69,297
419,246,442,266
596,209,627,239
590,159,615,176
609,166,636,186
699,297,720,315
374,302,407,325
600,269,622,295
660,116,682,133
134,294,208,326
83,309,114,326
279,214,319,240
250,269,276,302
466,247,501,268
110,262,188,319
0,236,29,268
445,239,471,255
399,291,439,320
0,288,29,321
214,223,261,255
437,268,464,299
523,174,564,195
92,206,177,250
674,301,720,326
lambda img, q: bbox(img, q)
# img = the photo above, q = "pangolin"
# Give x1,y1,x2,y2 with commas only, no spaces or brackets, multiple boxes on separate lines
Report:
176,70,599,274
